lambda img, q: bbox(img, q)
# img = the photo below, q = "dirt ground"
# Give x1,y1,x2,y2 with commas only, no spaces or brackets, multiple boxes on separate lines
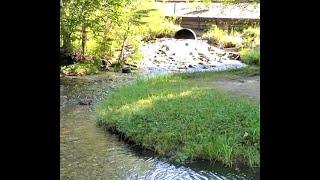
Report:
213,76,260,102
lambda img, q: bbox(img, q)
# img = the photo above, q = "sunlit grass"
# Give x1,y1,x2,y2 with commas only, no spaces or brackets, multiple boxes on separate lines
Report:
95,67,260,167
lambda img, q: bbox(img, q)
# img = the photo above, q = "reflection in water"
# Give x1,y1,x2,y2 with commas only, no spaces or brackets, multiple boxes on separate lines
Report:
61,103,259,180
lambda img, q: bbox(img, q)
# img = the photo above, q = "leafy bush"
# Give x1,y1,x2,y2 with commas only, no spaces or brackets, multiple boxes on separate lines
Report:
126,49,144,65
242,27,260,49
140,14,181,42
240,48,260,65
61,0,181,71
203,25,242,48
203,25,260,50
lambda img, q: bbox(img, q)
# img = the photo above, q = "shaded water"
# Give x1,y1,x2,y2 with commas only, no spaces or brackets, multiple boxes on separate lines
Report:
60,72,260,180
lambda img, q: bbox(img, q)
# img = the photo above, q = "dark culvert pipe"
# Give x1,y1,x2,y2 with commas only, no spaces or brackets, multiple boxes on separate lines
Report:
174,28,197,39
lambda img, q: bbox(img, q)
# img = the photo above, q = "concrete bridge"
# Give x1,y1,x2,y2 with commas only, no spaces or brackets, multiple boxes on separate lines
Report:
154,1,260,34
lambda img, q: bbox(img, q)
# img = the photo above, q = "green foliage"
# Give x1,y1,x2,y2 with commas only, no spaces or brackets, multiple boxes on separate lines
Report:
140,18,181,42
203,25,242,48
203,25,260,66
60,0,181,72
126,49,144,65
95,68,260,167
61,60,100,76
203,25,260,49
242,27,260,49
240,48,260,65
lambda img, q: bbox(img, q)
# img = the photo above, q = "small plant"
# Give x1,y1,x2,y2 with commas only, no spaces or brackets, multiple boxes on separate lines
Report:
203,25,242,48
240,48,260,65
141,18,181,42
242,27,260,49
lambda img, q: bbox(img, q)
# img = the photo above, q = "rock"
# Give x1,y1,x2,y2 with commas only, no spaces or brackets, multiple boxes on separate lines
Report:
79,99,92,105
227,52,241,60
178,66,187,69
219,52,227,57
122,66,131,73
138,38,247,75
100,59,112,70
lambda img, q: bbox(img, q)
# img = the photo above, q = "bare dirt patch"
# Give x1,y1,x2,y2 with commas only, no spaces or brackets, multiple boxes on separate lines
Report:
213,76,260,102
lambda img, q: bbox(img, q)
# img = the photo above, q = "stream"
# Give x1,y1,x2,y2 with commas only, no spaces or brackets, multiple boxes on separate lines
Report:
60,38,260,180
60,72,259,180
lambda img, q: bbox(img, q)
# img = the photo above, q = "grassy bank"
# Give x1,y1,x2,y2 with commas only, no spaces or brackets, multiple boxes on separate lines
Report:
95,67,260,167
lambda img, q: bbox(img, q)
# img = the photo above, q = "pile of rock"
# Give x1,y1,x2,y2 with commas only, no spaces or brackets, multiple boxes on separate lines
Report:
138,38,246,75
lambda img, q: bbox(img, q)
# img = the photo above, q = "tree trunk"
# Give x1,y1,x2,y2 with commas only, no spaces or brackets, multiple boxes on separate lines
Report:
61,24,72,53
118,22,130,65
81,23,87,59
60,1,72,53
101,21,113,58
118,36,127,65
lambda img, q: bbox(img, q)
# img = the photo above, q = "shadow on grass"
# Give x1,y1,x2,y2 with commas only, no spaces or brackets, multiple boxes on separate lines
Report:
95,76,260,167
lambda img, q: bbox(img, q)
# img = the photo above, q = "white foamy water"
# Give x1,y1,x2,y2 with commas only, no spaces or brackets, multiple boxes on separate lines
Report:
138,38,247,76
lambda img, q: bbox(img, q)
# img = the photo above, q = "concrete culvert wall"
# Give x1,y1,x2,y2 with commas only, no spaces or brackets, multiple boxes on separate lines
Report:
174,28,197,39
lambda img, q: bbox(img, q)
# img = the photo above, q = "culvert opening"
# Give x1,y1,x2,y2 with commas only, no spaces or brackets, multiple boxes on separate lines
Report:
174,28,197,39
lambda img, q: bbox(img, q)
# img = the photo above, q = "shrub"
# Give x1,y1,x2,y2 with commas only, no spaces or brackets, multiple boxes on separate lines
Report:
203,25,242,48
140,18,181,42
242,27,260,49
240,48,260,65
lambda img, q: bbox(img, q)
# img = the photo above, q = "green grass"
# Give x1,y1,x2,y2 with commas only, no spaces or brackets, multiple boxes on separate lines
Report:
95,67,260,167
